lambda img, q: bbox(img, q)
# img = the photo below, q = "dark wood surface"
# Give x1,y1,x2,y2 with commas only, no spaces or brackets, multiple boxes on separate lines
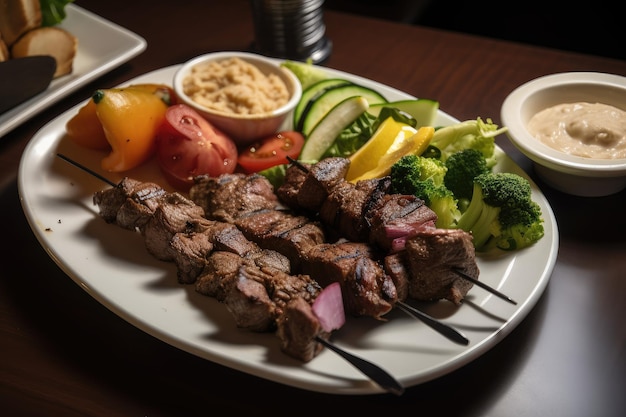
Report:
2,1,625,416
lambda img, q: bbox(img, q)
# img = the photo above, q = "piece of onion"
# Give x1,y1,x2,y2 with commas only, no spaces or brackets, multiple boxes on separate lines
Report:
312,282,345,332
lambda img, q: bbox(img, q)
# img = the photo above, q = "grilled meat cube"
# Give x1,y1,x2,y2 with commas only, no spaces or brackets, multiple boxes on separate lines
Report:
403,228,478,305
195,251,247,299
276,297,327,362
223,265,277,332
277,157,350,212
319,177,389,243
383,252,410,302
274,162,310,209
142,199,206,261
301,242,396,319
234,209,326,272
197,254,322,334
93,177,169,230
367,194,438,252
191,173,280,222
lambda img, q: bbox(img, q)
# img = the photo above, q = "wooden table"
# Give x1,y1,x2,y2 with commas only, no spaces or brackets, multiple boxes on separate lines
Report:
2,1,625,416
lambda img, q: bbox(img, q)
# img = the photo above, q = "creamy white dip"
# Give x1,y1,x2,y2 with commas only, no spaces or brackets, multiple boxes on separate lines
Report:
526,102,626,159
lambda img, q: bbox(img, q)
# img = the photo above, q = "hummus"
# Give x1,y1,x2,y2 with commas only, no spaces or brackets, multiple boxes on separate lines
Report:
527,102,626,159
183,57,290,115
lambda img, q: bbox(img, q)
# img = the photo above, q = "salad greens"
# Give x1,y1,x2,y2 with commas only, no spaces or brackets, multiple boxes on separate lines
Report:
40,0,75,27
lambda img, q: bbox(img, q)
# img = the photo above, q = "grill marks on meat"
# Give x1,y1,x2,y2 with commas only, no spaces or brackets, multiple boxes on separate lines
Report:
403,229,478,304
275,157,480,305
301,242,396,317
191,173,396,319
93,177,328,362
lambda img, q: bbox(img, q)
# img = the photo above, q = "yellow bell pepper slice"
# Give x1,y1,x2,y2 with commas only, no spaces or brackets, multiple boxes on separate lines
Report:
94,87,169,172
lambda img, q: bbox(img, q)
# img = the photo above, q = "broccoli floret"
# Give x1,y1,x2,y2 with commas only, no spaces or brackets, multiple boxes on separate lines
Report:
390,154,460,228
456,172,545,251
428,118,506,168
444,148,491,208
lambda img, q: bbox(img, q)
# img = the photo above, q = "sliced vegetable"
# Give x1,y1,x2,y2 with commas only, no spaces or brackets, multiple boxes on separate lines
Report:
293,78,351,129
311,282,345,332
280,60,330,90
65,83,175,152
299,83,387,136
237,131,305,174
345,117,417,181
155,104,238,191
94,87,169,172
348,126,435,182
65,99,109,150
367,99,439,128
299,96,370,163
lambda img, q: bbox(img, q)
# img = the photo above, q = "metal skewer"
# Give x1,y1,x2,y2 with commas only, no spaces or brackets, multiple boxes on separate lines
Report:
396,301,469,345
57,153,117,187
315,336,404,396
453,268,517,305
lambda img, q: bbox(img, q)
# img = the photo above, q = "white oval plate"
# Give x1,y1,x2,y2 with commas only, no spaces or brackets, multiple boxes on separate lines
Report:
18,64,558,395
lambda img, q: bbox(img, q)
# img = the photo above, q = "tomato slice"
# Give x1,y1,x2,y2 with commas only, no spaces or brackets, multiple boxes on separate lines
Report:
156,104,238,191
237,131,305,174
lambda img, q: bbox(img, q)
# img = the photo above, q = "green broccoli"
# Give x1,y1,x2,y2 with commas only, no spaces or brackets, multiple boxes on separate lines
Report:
428,118,507,168
444,148,491,209
455,172,545,251
390,154,460,229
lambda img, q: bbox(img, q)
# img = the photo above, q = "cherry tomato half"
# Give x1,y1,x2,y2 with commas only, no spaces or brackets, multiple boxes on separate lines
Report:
237,131,305,174
155,104,238,191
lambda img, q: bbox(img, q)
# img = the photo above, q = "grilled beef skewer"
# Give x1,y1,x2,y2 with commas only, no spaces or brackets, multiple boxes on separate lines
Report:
275,157,479,305
93,177,330,362
190,173,397,319
60,156,405,393
190,161,478,308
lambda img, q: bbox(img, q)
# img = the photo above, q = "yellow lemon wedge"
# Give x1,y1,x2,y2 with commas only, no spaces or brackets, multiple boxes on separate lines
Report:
346,117,415,181
346,121,434,182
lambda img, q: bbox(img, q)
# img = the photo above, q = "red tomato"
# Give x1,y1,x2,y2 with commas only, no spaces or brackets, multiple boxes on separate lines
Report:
237,131,305,174
156,104,238,190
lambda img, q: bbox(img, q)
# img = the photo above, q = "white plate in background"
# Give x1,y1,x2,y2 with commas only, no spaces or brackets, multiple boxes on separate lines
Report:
0,4,146,138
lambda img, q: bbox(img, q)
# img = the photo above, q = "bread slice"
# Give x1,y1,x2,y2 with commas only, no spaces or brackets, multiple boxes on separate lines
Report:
11,27,78,77
0,0,42,46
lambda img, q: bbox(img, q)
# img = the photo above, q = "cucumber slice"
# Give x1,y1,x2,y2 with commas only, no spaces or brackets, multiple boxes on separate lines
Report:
368,99,439,127
299,84,387,136
299,96,370,162
293,78,352,129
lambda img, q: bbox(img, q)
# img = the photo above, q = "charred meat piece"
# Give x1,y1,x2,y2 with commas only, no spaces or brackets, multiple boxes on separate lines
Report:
301,241,397,319
277,157,350,213
367,194,438,252
276,297,328,362
142,199,206,262
234,209,326,272
191,173,280,223
403,228,478,305
383,252,410,302
319,177,389,243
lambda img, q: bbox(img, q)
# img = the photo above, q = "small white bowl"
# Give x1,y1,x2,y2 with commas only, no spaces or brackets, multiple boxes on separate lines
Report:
173,51,302,145
501,72,626,197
